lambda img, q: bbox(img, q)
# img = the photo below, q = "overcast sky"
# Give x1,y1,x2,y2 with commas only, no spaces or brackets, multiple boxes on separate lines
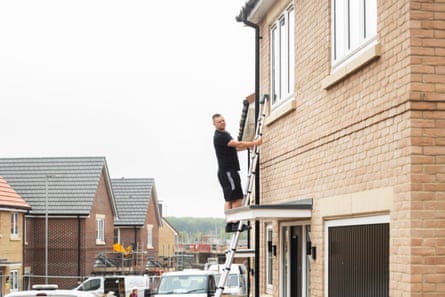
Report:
0,1,255,218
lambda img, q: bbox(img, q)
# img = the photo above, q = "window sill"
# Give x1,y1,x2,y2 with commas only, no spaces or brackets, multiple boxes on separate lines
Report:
96,240,106,245
265,98,296,126
321,43,381,89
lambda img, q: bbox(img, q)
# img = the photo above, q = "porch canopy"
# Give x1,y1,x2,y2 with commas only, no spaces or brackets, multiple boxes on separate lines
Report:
225,198,312,222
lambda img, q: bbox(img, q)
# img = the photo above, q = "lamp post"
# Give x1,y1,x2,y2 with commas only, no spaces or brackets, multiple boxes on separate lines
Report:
45,176,49,284
45,174,60,284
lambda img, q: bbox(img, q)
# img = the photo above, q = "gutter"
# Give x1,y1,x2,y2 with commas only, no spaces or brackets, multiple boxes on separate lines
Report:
236,6,260,297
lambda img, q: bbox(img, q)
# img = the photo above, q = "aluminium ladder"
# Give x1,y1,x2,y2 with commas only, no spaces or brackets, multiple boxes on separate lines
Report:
215,94,269,297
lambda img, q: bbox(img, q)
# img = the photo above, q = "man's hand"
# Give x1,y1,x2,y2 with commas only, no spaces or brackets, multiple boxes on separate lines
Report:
228,137,262,150
253,137,262,146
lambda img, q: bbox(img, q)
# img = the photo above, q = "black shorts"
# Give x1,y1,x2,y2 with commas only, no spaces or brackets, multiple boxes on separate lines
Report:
217,170,244,202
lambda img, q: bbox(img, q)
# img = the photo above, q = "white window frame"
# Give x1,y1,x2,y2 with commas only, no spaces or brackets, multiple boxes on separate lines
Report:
114,227,120,244
96,214,105,245
270,4,295,109
10,270,18,291
11,213,19,239
146,224,153,249
324,215,389,297
266,224,273,292
331,0,377,70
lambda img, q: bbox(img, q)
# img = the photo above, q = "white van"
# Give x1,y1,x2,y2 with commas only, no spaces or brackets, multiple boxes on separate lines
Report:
206,264,247,297
73,275,151,297
153,270,217,297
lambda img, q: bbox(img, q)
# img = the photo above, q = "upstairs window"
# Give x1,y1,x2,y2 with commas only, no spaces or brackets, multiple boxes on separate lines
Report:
332,0,377,70
147,224,153,249
270,5,295,108
96,215,105,244
11,213,19,238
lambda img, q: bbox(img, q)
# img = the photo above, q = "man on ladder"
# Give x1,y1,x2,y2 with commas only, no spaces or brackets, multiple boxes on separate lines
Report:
212,113,262,232
212,95,268,297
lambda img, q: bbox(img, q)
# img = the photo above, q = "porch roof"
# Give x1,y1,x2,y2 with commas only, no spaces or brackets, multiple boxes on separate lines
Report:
225,198,312,221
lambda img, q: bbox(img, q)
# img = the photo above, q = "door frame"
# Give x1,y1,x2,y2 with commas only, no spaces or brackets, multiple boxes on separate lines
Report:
280,221,311,297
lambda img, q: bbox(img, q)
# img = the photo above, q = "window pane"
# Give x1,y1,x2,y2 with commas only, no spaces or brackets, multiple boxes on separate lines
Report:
266,226,273,286
270,5,294,107
271,26,279,104
332,0,377,67
279,17,286,101
365,0,377,38
288,8,295,95
333,0,347,61
147,225,153,248
11,213,18,235
349,0,362,50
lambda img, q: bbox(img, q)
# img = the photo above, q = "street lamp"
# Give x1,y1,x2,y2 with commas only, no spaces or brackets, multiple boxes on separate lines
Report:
45,175,60,284
45,176,49,284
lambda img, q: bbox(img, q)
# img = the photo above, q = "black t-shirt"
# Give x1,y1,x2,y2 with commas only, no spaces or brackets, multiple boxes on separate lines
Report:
213,130,240,171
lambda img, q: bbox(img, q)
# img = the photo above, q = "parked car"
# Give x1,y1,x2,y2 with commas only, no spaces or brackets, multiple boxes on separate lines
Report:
73,275,151,297
206,264,247,297
153,270,217,297
5,284,96,297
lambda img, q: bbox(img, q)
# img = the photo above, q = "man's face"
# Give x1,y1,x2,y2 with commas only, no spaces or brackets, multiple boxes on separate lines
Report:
213,116,226,131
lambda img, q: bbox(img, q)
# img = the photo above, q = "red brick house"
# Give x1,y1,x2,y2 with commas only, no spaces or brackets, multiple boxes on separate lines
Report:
0,157,118,289
110,178,162,275
0,176,31,295
228,1,445,297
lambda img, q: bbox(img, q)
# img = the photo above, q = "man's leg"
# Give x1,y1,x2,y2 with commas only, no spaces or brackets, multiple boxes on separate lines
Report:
224,201,233,211
231,198,243,208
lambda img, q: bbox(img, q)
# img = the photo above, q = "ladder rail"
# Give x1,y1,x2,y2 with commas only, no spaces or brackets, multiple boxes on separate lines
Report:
215,94,268,297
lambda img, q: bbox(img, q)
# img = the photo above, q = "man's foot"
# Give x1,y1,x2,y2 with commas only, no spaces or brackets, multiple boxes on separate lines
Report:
225,222,251,233
225,222,234,233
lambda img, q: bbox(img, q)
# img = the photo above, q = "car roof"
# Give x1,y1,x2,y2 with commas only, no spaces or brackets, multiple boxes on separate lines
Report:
161,270,217,277
6,290,95,297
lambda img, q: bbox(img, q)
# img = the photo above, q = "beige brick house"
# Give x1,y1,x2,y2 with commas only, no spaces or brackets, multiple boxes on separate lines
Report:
227,1,445,297
158,217,179,271
0,176,31,296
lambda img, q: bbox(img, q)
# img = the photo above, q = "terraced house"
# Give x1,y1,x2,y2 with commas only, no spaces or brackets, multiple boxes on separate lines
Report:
229,1,445,297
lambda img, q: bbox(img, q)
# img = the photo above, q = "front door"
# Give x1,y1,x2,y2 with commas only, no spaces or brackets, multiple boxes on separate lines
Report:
282,226,302,297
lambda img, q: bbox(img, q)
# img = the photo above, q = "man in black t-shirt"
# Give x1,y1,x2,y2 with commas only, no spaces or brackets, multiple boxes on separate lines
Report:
212,113,262,232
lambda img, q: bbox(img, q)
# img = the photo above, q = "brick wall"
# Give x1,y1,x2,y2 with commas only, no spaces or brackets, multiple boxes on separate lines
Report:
86,171,115,275
408,1,445,295
25,170,115,288
253,0,445,296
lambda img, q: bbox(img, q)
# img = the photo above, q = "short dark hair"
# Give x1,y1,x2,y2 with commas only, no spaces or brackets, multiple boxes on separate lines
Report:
212,113,222,120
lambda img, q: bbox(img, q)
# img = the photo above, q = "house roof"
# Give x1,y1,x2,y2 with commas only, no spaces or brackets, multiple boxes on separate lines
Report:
236,0,274,24
0,157,116,216
111,178,161,226
0,176,31,210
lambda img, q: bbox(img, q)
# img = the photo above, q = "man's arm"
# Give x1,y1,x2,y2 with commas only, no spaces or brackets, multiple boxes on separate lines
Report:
227,137,262,151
